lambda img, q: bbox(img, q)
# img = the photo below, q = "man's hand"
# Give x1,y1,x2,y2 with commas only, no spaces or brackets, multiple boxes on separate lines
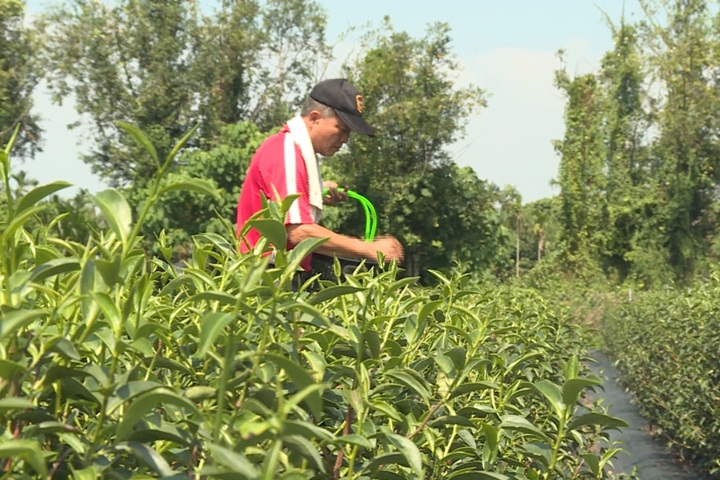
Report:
371,235,405,263
323,181,348,206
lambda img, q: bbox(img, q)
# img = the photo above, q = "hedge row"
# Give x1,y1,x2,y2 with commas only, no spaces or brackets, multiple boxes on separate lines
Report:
604,276,720,477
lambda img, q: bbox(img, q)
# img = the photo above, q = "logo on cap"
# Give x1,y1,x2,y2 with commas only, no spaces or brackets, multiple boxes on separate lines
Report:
356,95,364,114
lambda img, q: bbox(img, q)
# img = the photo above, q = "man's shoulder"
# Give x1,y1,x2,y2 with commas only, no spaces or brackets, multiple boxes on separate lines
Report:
255,125,291,154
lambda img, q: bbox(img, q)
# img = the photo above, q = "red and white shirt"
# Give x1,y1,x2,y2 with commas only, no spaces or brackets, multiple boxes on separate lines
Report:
236,121,322,271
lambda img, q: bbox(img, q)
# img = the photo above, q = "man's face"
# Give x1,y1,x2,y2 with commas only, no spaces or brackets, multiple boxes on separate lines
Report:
309,112,351,156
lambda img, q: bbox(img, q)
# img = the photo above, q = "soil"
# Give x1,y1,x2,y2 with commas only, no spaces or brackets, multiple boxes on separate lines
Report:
587,350,701,480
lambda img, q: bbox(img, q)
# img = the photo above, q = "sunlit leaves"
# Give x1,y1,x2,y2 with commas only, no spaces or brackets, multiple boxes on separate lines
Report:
0,137,626,478
92,189,132,249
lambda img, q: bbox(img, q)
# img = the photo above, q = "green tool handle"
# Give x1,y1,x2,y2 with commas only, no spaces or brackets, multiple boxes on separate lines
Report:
323,187,377,241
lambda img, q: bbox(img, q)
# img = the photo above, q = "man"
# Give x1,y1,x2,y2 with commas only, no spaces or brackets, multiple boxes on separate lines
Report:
236,78,404,274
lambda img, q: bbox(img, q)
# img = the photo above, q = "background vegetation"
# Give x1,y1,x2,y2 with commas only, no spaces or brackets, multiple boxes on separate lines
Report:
3,0,720,477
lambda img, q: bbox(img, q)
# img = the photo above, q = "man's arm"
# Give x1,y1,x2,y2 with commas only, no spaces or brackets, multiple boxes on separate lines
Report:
286,223,404,263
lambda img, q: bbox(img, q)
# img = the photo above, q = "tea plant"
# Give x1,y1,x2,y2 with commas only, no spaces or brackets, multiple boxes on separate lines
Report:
0,124,628,479
605,277,720,477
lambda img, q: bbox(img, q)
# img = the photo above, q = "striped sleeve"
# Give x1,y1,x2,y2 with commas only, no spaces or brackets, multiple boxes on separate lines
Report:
265,132,314,225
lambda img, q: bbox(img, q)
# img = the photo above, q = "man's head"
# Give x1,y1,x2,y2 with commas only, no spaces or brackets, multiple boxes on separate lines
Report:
301,78,374,156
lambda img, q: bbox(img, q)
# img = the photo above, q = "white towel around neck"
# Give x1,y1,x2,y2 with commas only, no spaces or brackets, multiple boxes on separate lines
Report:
286,115,323,212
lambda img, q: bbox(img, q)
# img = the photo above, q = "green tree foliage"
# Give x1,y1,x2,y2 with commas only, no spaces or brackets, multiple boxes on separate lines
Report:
597,22,655,281
38,0,330,186
0,0,41,157
551,2,720,286
323,20,506,279
515,197,562,275
131,121,266,257
554,69,607,266
639,0,720,280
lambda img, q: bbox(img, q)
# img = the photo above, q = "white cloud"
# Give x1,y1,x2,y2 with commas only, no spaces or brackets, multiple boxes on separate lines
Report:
25,83,107,198
452,42,603,202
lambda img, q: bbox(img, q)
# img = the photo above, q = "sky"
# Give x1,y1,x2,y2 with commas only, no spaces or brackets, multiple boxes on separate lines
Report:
20,0,646,203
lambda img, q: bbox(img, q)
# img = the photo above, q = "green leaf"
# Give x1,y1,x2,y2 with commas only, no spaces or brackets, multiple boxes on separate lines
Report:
0,397,35,413
284,435,326,473
70,466,99,480
0,440,47,476
114,441,174,477
568,412,628,431
361,452,407,474
447,471,511,480
60,378,101,405
91,292,121,333
282,419,335,444
562,377,602,406
482,423,499,465
2,204,45,240
427,415,476,428
581,452,600,477
451,381,499,398
336,433,373,450
191,291,238,306
418,299,442,325
127,425,193,447
385,369,431,405
80,260,101,322
0,359,26,379
92,189,132,247
263,353,322,419
260,439,282,480
370,400,403,423
500,415,550,442
94,256,121,287
116,121,159,167
16,181,72,214
185,386,217,402
29,257,80,283
206,443,259,479
564,355,579,380
165,123,199,168
198,312,235,356
159,179,220,199
307,285,365,305
284,237,327,274
276,193,301,216
520,442,552,469
115,388,198,440
446,346,466,370
248,219,287,251
0,309,45,341
107,381,165,414
534,380,564,417
48,336,81,361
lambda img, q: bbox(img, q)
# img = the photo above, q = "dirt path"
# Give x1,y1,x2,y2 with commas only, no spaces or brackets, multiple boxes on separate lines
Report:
588,351,700,479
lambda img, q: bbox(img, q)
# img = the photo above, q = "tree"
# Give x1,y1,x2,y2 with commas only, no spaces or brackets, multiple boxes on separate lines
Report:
639,0,720,280
38,0,330,186
324,20,500,279
0,0,41,157
596,20,658,282
554,67,608,266
130,121,266,257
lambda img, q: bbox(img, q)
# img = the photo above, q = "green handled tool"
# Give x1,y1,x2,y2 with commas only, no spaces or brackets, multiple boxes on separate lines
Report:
324,187,377,241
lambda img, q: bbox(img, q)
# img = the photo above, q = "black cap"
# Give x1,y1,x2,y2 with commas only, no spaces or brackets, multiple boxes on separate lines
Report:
309,78,375,136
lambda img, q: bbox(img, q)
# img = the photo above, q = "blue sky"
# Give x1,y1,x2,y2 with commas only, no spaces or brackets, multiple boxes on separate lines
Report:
21,0,645,202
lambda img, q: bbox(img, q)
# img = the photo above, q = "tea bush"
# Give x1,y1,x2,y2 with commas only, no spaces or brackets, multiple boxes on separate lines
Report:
604,277,720,477
0,125,628,479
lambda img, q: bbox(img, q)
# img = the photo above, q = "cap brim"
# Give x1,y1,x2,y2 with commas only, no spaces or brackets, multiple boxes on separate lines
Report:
335,110,375,136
